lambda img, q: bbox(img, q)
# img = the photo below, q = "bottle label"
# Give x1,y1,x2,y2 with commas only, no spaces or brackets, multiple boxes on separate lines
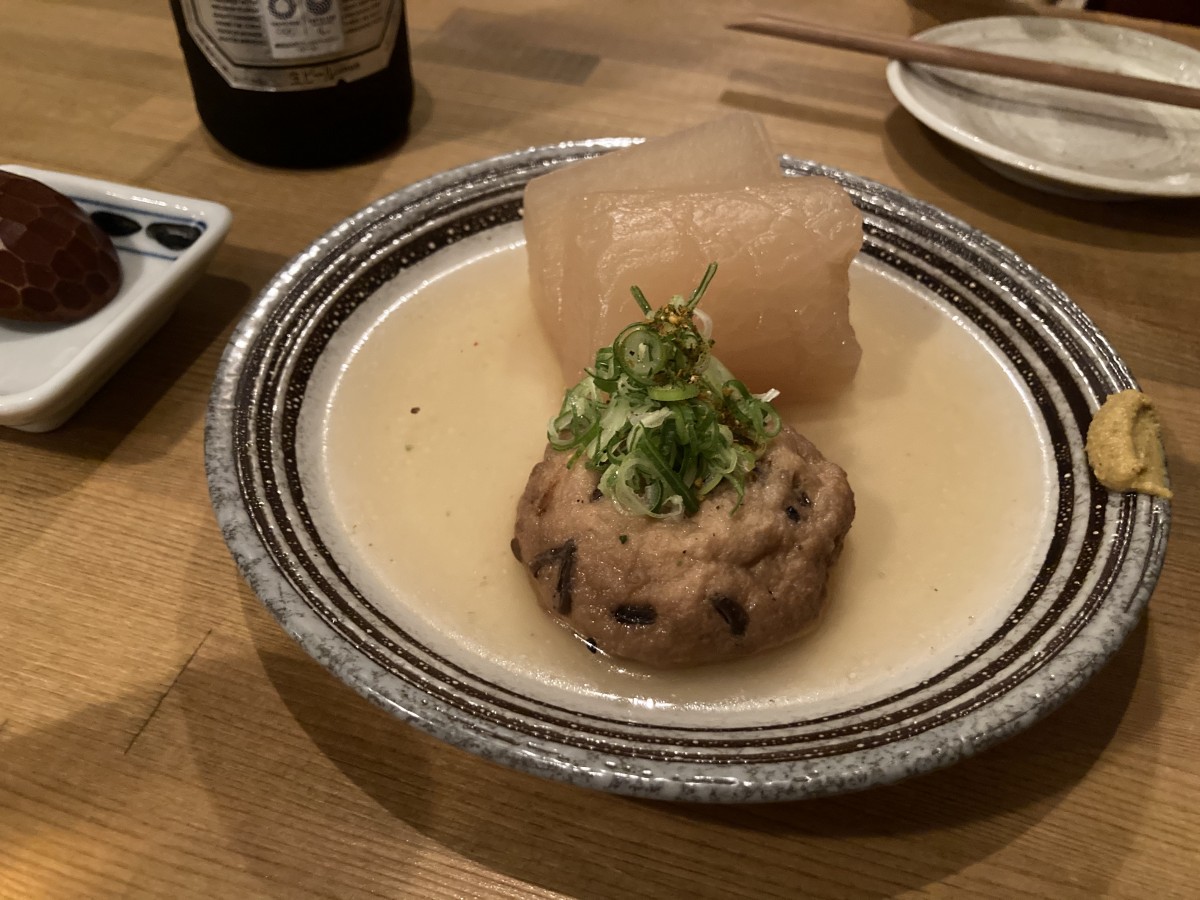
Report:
178,0,403,91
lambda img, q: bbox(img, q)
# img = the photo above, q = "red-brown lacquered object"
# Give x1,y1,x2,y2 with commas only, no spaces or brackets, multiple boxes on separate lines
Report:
0,171,122,323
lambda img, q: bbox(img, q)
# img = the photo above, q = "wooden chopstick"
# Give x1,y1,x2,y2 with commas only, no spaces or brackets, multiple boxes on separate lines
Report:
727,16,1200,111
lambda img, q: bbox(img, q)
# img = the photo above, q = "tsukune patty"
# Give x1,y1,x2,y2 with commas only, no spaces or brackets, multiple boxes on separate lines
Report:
512,426,855,667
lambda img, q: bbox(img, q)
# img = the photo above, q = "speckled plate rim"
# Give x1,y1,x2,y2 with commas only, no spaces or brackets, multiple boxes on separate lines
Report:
205,140,1169,802
886,16,1200,199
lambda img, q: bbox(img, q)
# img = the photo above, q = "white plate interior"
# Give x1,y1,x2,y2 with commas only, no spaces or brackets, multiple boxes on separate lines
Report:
296,225,1057,727
886,16,1200,198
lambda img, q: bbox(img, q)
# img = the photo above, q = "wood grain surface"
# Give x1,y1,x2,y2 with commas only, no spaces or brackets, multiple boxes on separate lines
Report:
2,1,1198,897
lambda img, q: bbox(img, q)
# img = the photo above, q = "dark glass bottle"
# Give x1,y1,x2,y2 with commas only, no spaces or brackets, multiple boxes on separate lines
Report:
169,0,414,168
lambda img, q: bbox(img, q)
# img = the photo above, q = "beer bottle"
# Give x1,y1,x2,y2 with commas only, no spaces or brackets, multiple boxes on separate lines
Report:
169,0,414,167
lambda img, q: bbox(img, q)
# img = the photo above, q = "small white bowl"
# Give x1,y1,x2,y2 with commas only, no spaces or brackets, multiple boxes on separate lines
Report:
887,16,1200,200
0,165,231,431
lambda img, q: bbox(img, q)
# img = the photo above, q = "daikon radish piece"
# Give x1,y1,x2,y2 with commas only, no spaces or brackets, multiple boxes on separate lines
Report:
524,113,778,342
558,179,863,399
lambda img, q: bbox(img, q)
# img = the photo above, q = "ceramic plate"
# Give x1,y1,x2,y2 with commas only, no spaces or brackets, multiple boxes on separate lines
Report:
886,16,1200,199
205,142,1168,801
0,165,232,431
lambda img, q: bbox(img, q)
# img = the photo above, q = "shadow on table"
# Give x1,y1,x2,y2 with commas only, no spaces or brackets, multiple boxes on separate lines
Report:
400,8,601,154
244,596,1153,899
0,265,261,564
720,86,886,140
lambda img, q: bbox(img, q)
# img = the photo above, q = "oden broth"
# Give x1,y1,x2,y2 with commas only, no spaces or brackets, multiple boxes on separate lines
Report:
304,230,1053,723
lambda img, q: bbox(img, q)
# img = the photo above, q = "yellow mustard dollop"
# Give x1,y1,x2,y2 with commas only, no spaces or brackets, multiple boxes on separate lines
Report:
1085,389,1172,499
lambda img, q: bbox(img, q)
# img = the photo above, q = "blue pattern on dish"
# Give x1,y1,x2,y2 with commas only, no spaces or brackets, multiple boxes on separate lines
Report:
71,194,209,261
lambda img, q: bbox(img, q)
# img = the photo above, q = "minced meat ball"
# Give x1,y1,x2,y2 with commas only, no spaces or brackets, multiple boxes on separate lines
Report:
512,426,854,667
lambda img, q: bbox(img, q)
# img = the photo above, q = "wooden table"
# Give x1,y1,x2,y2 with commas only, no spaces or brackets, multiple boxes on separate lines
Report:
2,1,1197,896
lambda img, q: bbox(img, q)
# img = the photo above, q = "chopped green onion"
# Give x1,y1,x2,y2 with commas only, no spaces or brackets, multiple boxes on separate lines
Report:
547,264,783,518
631,285,653,317
686,262,718,311
647,383,700,402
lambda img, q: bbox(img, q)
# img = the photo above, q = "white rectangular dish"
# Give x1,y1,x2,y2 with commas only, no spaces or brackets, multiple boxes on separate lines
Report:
0,165,232,431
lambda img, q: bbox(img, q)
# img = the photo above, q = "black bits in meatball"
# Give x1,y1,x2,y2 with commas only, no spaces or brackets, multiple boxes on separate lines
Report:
709,595,750,637
529,539,576,613
613,604,658,626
